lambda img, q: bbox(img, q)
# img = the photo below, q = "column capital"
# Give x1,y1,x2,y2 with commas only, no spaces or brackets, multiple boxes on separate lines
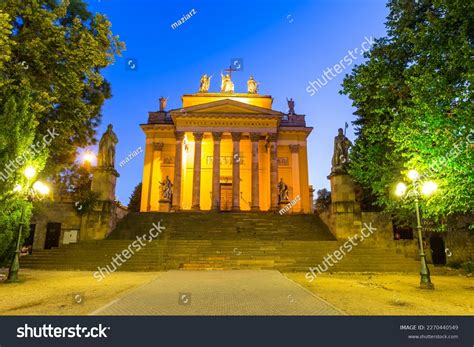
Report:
175,131,185,141
267,133,278,142
250,132,261,142
212,132,223,141
289,144,300,153
231,132,242,142
153,142,164,151
193,132,204,141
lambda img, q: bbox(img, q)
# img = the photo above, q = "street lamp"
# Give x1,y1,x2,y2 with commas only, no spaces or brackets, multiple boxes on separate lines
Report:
395,169,436,290
7,167,50,282
82,151,96,170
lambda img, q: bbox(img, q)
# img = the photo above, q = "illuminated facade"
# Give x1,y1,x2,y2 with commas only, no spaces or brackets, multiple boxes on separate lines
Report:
140,91,313,213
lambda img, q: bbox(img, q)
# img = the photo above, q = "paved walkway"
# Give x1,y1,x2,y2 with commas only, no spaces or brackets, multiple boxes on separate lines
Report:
92,270,344,315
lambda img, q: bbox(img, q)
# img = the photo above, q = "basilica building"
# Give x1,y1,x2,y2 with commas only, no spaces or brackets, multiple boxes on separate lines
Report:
140,73,313,213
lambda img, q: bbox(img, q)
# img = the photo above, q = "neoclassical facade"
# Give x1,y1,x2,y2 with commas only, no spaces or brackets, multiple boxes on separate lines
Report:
140,91,313,213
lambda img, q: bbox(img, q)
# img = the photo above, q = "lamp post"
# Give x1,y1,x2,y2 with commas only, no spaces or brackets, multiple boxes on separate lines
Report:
7,168,50,282
395,170,436,290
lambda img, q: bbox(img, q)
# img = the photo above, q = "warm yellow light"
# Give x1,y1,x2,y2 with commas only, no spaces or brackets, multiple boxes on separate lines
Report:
13,184,22,192
422,181,437,196
83,151,95,164
33,181,50,196
395,182,407,197
24,166,37,179
407,169,419,181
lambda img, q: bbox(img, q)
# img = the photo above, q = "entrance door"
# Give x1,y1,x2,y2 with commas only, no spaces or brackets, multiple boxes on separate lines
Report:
430,235,446,265
45,223,61,249
220,184,232,211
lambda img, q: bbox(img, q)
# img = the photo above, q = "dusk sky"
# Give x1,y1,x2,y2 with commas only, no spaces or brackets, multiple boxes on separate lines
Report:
86,0,389,204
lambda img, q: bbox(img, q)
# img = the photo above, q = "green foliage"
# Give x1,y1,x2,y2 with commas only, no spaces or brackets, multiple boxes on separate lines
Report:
0,0,125,177
341,0,473,222
0,93,43,266
315,188,331,211
128,182,142,212
0,0,124,262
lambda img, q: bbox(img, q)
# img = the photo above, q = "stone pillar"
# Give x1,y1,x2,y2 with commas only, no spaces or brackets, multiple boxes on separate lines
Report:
328,172,362,240
268,133,278,210
172,131,185,211
148,142,163,211
231,132,241,211
250,132,260,211
289,144,301,212
211,132,223,211
191,132,203,210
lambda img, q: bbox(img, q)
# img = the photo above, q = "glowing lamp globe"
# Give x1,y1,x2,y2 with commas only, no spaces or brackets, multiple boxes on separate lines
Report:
422,181,437,196
407,170,419,181
395,182,407,197
24,167,37,179
33,181,50,196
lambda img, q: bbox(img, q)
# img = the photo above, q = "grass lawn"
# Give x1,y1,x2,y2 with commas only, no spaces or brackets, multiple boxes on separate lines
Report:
285,272,474,315
0,269,160,315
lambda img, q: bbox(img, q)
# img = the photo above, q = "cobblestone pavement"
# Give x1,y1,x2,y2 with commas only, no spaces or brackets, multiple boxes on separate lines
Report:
92,270,344,315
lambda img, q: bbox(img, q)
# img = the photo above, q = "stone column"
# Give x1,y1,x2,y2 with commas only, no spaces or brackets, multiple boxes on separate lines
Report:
211,132,223,211
231,132,241,211
192,132,204,210
148,142,164,211
268,133,279,210
250,132,260,211
289,144,301,212
172,131,185,211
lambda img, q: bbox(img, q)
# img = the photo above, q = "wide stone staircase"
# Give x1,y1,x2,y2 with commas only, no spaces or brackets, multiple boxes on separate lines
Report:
21,212,421,272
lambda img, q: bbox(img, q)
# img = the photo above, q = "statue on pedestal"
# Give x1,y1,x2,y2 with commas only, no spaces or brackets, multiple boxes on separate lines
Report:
159,176,173,201
331,127,352,173
159,97,168,111
287,98,295,115
278,178,289,203
98,124,118,168
247,76,259,94
199,74,212,92
220,72,234,92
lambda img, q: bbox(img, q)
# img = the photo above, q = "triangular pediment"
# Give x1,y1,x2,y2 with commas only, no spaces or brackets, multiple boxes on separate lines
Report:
171,98,282,116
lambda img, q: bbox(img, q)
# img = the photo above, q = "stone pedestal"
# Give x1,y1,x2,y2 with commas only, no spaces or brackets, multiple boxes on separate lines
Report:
82,166,120,240
90,166,119,201
328,172,362,239
159,199,171,212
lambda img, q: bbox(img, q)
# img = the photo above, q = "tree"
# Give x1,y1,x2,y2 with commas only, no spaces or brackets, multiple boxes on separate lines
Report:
341,0,473,223
0,93,45,266
0,0,124,261
0,0,124,177
128,183,142,212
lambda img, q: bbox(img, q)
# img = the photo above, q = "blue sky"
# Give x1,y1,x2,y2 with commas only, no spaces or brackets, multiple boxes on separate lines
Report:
86,0,389,203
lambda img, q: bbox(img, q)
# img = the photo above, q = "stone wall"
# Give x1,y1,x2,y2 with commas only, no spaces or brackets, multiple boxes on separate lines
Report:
31,201,128,249
31,202,82,250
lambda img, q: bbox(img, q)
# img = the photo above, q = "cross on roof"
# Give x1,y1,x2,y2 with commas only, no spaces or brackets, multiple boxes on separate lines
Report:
224,64,237,78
